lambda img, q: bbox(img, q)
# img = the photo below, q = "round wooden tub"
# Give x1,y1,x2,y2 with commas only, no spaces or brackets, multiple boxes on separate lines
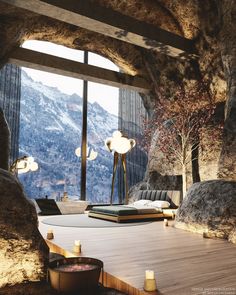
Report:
48,257,103,293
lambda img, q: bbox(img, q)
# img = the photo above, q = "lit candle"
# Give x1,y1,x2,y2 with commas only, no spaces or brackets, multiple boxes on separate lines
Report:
164,219,168,226
46,229,54,240
144,270,157,291
74,240,81,246
73,240,81,254
145,270,155,280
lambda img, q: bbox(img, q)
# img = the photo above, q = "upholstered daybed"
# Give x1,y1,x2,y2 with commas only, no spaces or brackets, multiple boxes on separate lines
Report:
88,190,182,222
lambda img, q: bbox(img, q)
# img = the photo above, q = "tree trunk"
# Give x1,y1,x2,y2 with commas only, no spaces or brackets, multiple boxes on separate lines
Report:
191,142,201,183
182,164,187,198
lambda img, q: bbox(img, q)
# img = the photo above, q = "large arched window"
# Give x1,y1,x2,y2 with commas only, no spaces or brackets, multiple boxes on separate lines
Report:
18,40,119,204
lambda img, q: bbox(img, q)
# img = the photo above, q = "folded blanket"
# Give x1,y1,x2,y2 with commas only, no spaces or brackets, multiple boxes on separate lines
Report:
90,205,162,216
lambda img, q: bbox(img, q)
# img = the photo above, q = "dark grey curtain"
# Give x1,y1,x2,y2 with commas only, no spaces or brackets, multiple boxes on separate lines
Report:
0,64,21,165
118,89,148,202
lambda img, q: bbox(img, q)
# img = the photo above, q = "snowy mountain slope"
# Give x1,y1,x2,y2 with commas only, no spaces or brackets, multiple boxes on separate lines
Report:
19,70,119,203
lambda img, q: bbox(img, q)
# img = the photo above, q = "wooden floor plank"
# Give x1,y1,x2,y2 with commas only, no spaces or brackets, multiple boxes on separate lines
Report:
39,215,236,295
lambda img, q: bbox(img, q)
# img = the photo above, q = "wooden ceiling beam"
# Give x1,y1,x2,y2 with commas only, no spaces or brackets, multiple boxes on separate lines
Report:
2,0,198,59
8,48,150,93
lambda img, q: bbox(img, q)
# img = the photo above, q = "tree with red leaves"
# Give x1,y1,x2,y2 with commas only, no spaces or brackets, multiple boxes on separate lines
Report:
143,80,216,196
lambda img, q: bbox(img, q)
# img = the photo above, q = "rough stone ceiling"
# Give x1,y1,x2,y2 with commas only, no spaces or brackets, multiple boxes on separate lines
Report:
0,0,200,71
0,1,141,75
0,0,225,105
94,0,200,39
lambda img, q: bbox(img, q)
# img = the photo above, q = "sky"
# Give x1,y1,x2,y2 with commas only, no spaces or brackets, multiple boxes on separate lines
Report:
22,40,119,115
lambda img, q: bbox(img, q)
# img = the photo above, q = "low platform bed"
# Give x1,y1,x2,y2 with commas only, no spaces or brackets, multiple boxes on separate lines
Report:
88,190,181,222
89,205,164,222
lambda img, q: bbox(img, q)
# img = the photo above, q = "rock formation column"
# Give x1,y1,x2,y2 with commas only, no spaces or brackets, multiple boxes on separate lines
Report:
0,108,10,170
0,168,49,288
218,0,236,180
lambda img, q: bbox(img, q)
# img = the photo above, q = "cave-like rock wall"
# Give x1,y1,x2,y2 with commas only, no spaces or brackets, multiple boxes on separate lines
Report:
0,0,235,288
0,0,234,189
142,0,235,189
148,102,225,190
0,169,49,288
175,180,236,244
217,0,236,181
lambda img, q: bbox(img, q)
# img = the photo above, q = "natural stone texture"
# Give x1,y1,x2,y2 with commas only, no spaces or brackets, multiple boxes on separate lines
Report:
128,180,148,203
228,228,236,244
217,0,236,181
0,169,49,288
0,108,10,170
147,171,182,191
0,0,233,185
128,171,182,204
199,104,224,181
0,2,143,76
147,104,224,191
0,253,127,295
175,180,236,243
94,0,185,37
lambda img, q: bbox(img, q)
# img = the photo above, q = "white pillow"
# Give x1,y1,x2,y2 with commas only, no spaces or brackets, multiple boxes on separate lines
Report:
133,199,153,206
148,200,170,208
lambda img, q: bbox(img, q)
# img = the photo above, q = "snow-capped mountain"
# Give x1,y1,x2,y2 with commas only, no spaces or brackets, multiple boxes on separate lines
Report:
19,70,118,203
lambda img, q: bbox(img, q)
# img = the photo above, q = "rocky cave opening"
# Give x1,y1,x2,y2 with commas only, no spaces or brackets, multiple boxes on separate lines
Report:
0,0,235,294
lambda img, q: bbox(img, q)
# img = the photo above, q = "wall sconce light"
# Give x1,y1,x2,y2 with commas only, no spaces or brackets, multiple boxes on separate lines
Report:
75,145,98,161
105,131,135,205
10,156,39,175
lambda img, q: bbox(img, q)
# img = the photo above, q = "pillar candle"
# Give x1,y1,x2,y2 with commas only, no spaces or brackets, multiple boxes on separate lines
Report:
73,240,81,253
74,240,81,246
164,219,168,226
145,270,155,280
46,229,54,240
